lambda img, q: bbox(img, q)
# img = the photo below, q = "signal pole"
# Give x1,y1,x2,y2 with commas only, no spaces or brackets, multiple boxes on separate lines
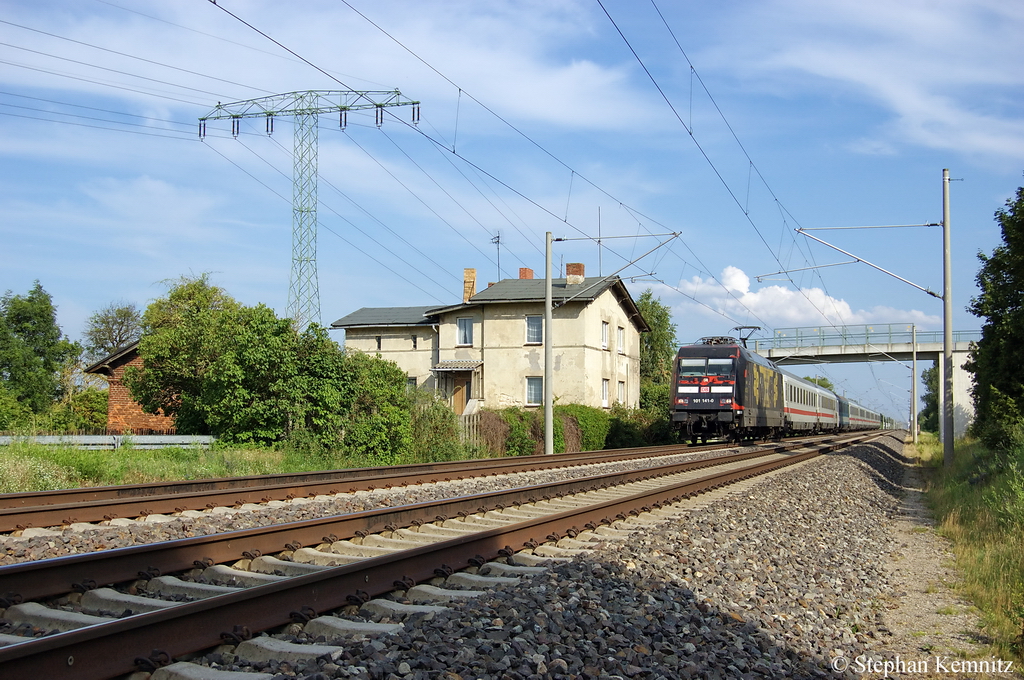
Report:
200,90,419,329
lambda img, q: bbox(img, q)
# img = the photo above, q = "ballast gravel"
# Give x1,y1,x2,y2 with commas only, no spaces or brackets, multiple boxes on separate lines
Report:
177,435,906,679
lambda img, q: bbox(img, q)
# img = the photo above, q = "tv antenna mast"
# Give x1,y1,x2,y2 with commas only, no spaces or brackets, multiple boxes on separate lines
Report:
200,90,420,329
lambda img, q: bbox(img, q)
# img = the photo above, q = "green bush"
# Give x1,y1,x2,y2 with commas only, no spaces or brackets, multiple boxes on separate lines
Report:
500,407,537,456
0,384,31,431
409,388,465,463
554,404,609,451
971,385,1024,458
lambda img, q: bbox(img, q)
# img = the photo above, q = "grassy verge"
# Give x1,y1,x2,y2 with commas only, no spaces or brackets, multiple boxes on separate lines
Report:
0,439,489,494
912,432,1024,660
0,441,328,492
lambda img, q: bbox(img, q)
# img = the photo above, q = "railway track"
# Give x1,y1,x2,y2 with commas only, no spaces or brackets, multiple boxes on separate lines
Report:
0,440,769,534
0,432,880,678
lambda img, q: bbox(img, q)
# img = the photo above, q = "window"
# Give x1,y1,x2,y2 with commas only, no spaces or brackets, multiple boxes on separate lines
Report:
406,376,417,390
375,335,382,351
526,377,543,406
411,334,417,350
678,358,705,377
601,321,609,350
457,317,473,346
617,327,625,354
525,315,543,344
707,359,734,378
617,381,625,404
602,378,610,408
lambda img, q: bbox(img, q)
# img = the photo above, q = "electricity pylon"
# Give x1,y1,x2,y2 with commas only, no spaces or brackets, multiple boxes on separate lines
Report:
200,90,420,329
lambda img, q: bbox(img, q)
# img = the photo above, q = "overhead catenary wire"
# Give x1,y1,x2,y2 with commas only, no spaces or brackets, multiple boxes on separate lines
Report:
601,0,917,411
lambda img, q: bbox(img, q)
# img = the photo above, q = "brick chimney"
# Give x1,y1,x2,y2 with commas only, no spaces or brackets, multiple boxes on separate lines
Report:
463,268,477,303
566,262,585,285
519,268,534,280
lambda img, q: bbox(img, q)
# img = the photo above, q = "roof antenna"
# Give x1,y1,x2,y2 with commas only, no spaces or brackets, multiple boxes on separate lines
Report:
731,326,762,348
491,231,501,280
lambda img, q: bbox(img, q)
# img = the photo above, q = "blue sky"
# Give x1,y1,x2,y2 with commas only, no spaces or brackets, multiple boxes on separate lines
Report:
2,0,1022,421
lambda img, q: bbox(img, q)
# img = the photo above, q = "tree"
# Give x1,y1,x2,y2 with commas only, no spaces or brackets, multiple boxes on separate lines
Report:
83,301,141,360
636,289,677,384
803,376,835,391
919,362,939,433
125,275,242,433
0,281,78,413
636,290,678,423
967,185,1024,452
125,275,412,458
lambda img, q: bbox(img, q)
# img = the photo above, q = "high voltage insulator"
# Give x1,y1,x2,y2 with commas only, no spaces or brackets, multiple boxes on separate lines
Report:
199,90,420,330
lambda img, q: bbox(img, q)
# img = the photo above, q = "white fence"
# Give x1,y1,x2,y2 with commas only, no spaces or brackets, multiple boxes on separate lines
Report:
458,413,480,446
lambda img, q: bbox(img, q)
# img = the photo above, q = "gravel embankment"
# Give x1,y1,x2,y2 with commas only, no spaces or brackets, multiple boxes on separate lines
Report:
185,434,907,679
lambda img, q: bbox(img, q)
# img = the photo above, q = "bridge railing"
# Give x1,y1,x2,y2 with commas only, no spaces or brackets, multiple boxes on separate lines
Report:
752,324,981,352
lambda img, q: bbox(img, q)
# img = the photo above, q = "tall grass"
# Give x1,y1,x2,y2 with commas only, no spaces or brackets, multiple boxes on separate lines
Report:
0,440,327,492
915,433,1024,660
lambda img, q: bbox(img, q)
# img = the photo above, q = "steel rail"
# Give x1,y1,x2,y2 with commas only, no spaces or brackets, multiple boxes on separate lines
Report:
0,439,835,604
0,438,863,679
0,441,750,532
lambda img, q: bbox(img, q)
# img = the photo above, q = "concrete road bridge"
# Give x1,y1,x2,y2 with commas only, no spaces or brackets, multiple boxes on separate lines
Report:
749,324,979,439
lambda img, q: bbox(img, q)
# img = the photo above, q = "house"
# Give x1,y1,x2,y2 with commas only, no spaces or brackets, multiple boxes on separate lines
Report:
83,341,175,433
331,264,649,413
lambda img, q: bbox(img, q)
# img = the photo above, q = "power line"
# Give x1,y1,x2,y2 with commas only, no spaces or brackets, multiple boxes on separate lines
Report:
205,136,447,304
0,40,234,99
0,108,202,140
0,57,210,106
338,0,776,324
0,18,273,96
93,0,392,89
240,124,462,293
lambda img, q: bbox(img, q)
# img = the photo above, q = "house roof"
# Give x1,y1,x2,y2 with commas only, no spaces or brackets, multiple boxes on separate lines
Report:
330,276,650,333
429,276,650,333
330,305,440,329
83,340,141,376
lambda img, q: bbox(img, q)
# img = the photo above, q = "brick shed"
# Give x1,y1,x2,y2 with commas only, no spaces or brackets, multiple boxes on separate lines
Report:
84,341,175,434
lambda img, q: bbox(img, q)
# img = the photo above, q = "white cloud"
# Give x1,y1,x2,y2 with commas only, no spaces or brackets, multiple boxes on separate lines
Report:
671,266,941,330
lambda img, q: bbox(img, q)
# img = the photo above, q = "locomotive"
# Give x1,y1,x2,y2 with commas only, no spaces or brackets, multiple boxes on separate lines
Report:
669,336,886,443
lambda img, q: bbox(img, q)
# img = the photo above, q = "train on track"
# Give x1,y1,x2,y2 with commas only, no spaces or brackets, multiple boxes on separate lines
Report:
670,336,894,444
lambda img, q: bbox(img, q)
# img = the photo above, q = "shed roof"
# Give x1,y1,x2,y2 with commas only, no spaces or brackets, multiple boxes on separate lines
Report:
83,340,141,376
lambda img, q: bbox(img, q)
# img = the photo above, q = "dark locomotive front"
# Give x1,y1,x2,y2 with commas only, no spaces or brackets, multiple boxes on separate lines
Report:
670,337,784,443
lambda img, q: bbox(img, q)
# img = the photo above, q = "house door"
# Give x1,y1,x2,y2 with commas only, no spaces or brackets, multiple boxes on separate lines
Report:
453,377,470,415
